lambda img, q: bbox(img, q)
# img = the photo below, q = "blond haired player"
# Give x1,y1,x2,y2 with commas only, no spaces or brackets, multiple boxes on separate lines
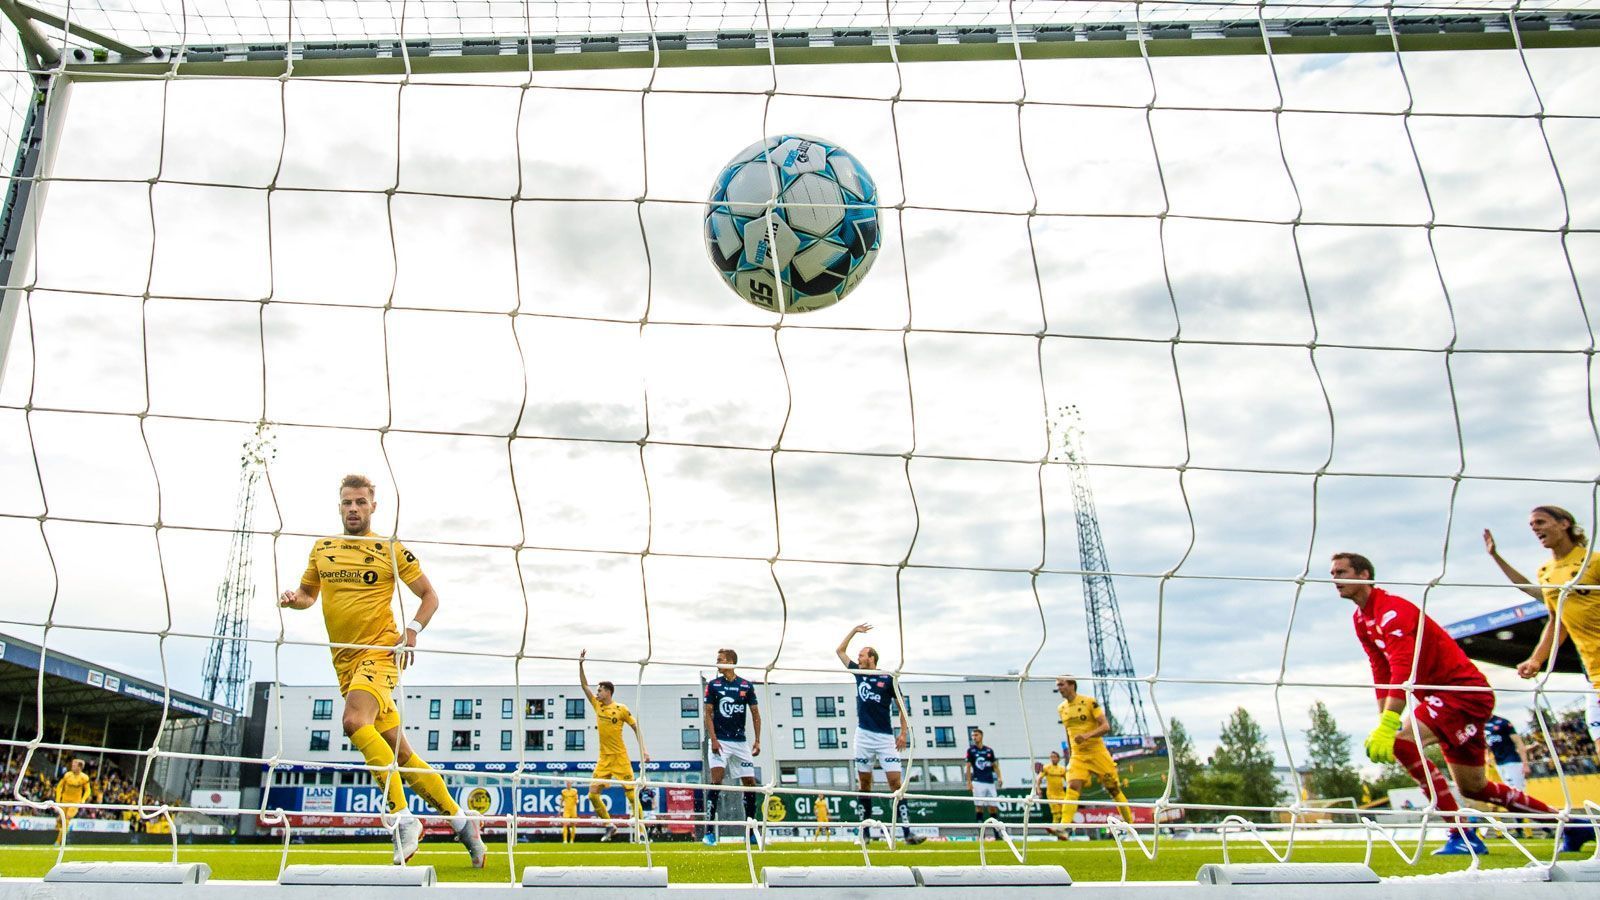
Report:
1487,506,1600,768
578,650,650,842
560,784,579,843
1056,678,1134,829
52,759,91,844
1033,750,1070,839
281,474,486,867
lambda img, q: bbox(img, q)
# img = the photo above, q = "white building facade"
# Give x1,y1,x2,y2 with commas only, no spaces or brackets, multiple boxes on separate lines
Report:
247,676,1075,794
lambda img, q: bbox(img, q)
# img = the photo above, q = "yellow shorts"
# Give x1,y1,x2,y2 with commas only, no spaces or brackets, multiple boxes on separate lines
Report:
338,651,402,733
591,755,635,785
1066,746,1121,788
1044,793,1069,823
61,805,81,820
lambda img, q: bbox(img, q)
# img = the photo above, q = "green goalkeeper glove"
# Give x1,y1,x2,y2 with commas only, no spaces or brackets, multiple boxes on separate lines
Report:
1364,710,1403,763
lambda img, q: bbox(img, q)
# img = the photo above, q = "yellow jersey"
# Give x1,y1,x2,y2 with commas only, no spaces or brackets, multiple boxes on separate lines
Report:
56,771,91,804
815,801,830,823
592,697,637,759
1058,694,1108,753
1039,763,1068,795
1538,544,1600,666
560,787,578,815
301,533,422,672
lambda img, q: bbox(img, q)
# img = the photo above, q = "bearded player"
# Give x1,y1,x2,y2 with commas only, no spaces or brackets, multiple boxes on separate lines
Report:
1333,552,1582,855
836,623,925,845
578,650,650,842
280,474,486,866
1055,677,1134,830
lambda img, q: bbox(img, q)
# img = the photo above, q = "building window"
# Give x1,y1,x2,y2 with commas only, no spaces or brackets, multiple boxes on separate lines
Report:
502,698,514,719
452,730,471,751
311,699,333,720
930,695,952,717
681,696,697,718
933,727,956,748
526,698,545,719
565,698,586,720
309,730,330,752
526,730,546,751
791,697,803,717
500,730,513,751
427,730,440,752
818,728,840,750
453,699,474,720
793,728,806,749
681,727,701,750
816,697,837,718
963,695,977,716
429,699,441,720
565,731,585,752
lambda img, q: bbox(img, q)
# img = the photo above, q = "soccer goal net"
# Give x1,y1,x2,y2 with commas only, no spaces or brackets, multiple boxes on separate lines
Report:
1,0,1598,890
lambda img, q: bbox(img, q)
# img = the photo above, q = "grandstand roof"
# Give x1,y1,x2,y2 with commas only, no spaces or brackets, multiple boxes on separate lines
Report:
0,631,235,726
1446,601,1585,675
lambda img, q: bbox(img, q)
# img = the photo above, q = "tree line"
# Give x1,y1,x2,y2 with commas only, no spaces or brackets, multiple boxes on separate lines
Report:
1167,701,1414,822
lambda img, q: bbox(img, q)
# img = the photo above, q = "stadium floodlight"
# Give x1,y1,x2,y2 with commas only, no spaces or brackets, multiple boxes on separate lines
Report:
278,865,437,887
763,866,919,888
42,862,211,884
1195,863,1380,885
522,867,670,888
915,865,1073,887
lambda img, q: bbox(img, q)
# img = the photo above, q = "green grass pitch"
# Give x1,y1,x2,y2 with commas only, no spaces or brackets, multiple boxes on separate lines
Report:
0,837,1586,883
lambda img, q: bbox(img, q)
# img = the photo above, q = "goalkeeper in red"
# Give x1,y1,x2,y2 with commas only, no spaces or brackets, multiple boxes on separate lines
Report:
1333,552,1577,855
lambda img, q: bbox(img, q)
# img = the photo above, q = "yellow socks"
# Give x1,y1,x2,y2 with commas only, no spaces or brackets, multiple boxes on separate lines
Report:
399,752,461,821
350,726,407,815
1059,787,1081,825
1112,791,1134,825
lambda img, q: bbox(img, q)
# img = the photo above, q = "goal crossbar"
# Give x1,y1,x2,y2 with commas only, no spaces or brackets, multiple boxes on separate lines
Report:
55,11,1600,79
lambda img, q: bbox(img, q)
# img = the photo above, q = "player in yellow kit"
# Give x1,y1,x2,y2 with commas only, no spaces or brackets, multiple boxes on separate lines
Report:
560,784,579,843
813,792,832,841
578,650,650,842
281,474,486,867
52,759,91,844
1056,678,1134,831
1487,505,1600,761
1033,750,1070,839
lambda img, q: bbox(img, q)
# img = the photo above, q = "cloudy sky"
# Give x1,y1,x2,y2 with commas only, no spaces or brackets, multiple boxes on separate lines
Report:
1,17,1598,777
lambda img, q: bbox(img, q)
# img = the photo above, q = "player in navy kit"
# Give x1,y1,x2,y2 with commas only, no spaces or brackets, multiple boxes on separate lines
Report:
702,648,763,846
964,728,1002,826
836,623,925,845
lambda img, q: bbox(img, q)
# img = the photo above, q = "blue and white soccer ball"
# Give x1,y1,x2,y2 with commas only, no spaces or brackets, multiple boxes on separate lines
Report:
703,135,880,314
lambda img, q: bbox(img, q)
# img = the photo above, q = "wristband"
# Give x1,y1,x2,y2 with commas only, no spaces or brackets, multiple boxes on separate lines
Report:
407,619,424,634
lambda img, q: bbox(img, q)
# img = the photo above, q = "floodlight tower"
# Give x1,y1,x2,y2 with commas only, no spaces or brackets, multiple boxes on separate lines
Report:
202,423,274,712
1050,406,1149,738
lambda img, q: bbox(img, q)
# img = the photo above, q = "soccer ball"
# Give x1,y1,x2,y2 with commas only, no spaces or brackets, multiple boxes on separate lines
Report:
703,135,880,313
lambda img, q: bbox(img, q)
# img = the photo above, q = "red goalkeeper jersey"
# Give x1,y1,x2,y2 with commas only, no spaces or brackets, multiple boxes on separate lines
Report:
1353,587,1487,703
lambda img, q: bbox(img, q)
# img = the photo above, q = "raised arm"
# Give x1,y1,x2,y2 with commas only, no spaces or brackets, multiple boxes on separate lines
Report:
578,650,596,704
1484,529,1544,601
836,623,870,666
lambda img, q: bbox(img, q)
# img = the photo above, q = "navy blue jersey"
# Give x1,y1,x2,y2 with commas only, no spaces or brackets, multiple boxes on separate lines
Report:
847,662,896,735
704,676,758,743
1484,715,1520,766
966,745,998,784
